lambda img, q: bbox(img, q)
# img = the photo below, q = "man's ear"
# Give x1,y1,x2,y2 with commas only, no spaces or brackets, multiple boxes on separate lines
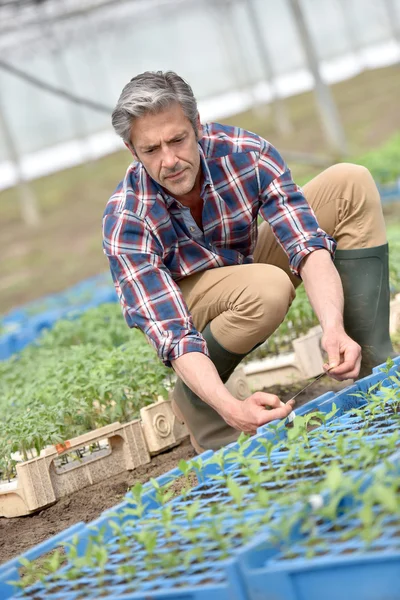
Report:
124,141,138,161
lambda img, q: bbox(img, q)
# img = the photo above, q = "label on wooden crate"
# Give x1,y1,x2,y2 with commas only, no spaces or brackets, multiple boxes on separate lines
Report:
55,441,71,454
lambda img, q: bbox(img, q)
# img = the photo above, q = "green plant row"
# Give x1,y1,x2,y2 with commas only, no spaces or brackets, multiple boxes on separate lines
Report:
12,373,400,597
354,133,400,184
0,304,171,481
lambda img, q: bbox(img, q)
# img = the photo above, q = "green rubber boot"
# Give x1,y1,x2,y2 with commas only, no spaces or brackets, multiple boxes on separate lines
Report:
171,323,247,453
334,243,395,378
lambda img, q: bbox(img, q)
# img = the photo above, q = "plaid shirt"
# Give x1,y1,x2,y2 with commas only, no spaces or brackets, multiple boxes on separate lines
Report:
103,122,336,366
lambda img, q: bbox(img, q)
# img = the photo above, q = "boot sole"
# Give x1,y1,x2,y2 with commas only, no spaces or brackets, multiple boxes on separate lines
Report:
171,397,206,455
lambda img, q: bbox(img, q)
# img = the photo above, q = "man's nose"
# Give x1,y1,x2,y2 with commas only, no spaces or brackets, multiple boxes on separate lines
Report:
161,146,178,170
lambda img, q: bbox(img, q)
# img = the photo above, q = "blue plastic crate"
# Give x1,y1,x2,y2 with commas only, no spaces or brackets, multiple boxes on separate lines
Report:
0,334,13,360
158,395,399,528
240,509,400,600
378,178,400,203
1,273,115,325
235,451,400,599
1,362,399,600
0,274,118,359
201,364,399,481
0,515,248,600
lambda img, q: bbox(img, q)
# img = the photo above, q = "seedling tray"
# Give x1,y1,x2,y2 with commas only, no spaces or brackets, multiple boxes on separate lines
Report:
240,504,400,600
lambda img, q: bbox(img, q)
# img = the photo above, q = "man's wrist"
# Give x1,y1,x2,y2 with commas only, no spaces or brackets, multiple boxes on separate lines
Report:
321,318,345,334
220,398,242,429
211,388,240,421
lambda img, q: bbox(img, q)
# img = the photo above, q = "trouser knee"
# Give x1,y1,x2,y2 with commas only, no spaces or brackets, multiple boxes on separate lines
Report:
303,162,387,249
212,264,295,354
253,266,296,341
331,163,379,202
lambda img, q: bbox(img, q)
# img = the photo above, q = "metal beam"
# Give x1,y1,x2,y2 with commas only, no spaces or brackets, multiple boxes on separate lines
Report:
288,0,347,156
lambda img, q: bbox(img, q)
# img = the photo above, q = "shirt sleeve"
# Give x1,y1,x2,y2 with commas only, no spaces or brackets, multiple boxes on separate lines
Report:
257,139,337,277
103,211,209,367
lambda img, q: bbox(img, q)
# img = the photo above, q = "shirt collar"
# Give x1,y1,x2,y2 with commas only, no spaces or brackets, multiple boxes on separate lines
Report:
199,144,213,194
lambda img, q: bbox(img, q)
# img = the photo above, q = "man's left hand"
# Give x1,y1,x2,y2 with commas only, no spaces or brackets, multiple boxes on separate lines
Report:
321,328,361,380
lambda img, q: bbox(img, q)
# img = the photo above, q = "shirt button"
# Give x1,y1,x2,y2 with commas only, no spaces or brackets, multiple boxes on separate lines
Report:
189,226,195,232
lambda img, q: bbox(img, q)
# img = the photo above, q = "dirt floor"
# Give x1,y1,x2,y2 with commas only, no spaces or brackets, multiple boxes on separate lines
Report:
0,376,348,566
0,438,197,566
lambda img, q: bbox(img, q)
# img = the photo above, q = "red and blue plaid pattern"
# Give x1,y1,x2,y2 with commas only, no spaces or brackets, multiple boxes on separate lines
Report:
103,123,336,366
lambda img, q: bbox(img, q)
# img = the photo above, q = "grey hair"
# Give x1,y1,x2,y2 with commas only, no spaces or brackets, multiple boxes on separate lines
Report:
112,71,199,146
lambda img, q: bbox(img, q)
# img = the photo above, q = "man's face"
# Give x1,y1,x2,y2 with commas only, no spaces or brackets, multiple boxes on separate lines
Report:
129,103,202,197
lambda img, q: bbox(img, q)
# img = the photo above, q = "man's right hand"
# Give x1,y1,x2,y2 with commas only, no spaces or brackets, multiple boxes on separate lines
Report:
172,352,294,436
223,392,295,435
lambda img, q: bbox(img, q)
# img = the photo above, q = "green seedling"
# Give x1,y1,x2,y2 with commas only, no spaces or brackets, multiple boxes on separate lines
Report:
8,548,65,591
123,482,147,520
182,545,206,567
109,521,131,558
177,458,196,497
226,476,249,509
208,450,229,481
256,438,277,467
184,500,201,524
178,459,192,478
158,549,181,573
203,515,230,559
150,478,175,506
378,357,395,374
134,528,158,571
117,563,137,580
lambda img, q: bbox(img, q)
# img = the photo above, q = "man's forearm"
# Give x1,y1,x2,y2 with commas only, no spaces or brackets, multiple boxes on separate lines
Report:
171,351,238,419
299,249,344,332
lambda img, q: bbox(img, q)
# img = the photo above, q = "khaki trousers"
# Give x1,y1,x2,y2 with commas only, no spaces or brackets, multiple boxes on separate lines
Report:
178,163,387,354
